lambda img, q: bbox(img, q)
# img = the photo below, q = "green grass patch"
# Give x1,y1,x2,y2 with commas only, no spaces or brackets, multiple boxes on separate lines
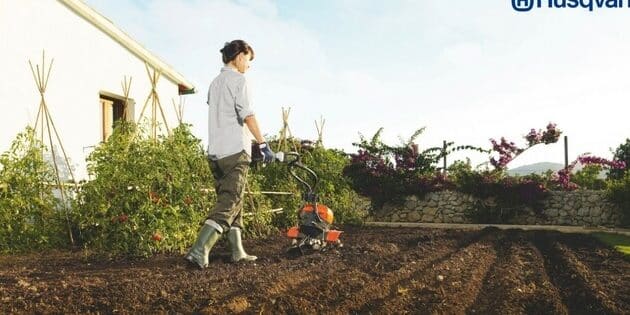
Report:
592,232,630,256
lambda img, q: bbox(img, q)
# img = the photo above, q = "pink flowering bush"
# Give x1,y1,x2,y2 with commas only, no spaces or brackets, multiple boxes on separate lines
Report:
452,167,549,223
552,154,626,190
343,128,484,208
343,126,628,225
491,123,562,170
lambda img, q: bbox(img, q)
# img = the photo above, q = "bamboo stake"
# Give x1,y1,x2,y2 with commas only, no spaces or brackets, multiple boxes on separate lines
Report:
172,96,185,124
121,76,132,121
28,51,77,246
278,107,299,152
136,63,170,140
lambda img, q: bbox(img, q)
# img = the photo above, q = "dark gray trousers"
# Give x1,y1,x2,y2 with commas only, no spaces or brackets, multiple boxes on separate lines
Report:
207,151,250,232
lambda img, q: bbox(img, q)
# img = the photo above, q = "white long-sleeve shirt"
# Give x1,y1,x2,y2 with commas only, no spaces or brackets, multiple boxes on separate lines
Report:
207,66,255,160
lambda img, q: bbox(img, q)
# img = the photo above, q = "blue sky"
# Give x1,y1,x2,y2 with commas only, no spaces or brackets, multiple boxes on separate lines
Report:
84,0,630,169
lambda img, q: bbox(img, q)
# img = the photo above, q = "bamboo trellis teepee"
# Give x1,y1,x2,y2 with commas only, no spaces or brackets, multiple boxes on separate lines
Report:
277,107,299,152
121,75,132,121
28,51,78,245
136,63,170,139
172,96,185,125
315,116,325,148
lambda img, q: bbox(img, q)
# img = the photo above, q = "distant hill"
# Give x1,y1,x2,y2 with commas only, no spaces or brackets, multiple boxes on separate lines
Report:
508,161,609,178
507,162,564,176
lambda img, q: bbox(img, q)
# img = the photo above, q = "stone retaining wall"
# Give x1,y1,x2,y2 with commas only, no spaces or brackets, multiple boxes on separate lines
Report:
369,190,623,227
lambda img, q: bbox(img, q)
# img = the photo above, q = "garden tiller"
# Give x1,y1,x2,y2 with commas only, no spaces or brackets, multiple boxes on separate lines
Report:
283,152,343,254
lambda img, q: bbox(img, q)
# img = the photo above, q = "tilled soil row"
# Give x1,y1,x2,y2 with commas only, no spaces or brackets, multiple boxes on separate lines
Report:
467,230,568,315
213,227,477,314
531,232,624,315
332,229,493,314
369,231,498,314
0,226,629,314
556,233,630,311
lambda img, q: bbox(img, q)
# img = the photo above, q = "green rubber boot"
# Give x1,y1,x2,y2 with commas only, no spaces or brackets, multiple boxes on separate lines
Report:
228,227,257,262
185,223,222,268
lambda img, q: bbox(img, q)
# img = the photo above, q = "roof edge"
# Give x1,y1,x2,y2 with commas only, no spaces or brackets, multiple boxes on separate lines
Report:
58,0,196,94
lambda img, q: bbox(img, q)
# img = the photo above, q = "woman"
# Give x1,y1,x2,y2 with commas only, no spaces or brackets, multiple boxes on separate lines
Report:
186,40,274,268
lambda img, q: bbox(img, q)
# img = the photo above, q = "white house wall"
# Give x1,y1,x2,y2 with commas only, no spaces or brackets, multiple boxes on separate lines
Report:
0,0,183,180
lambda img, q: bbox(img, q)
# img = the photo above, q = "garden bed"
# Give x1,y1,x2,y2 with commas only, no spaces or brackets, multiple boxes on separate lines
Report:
1,226,628,314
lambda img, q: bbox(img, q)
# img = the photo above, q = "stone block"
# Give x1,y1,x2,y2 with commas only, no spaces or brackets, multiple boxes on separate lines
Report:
546,209,559,217
408,211,421,222
425,207,438,216
589,207,602,217
404,200,416,210
452,216,465,223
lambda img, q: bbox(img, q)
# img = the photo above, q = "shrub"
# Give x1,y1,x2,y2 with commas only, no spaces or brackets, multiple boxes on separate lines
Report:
553,155,625,190
302,147,365,225
608,138,630,180
572,164,607,190
491,123,561,170
73,123,217,257
606,173,630,227
0,127,68,252
241,171,276,238
251,138,302,229
344,128,484,210
254,139,365,227
454,169,549,223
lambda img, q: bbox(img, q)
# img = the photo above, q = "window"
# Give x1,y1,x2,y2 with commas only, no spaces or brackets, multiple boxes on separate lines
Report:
99,92,135,141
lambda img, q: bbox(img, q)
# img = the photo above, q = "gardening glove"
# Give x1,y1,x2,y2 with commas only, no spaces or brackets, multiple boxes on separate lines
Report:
258,142,275,163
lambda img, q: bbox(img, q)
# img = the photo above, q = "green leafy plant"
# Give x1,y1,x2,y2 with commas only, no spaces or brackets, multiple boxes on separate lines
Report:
253,139,365,228
301,147,365,225
343,128,486,209
73,122,216,257
453,168,549,223
0,127,67,252
572,164,606,190
241,171,276,238
606,172,630,227
608,138,630,180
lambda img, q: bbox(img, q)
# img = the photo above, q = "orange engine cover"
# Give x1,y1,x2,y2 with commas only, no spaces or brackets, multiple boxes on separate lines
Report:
300,204,334,224
287,226,299,238
325,230,342,242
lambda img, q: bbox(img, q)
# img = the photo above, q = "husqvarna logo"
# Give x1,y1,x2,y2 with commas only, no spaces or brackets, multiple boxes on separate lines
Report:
512,0,536,11
512,0,628,12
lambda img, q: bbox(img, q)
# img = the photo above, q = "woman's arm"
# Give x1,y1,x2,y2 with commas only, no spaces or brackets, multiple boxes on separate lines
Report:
244,115,265,144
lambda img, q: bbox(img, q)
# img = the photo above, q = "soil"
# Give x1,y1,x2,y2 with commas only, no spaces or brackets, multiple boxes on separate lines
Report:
1,226,628,314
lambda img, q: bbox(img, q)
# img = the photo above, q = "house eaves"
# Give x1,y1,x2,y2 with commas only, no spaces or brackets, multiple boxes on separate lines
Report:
58,0,196,95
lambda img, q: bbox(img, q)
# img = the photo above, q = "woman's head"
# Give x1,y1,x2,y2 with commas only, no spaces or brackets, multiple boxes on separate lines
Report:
220,40,254,73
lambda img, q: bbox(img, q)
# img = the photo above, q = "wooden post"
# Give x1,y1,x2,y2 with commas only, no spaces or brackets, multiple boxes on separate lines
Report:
564,136,569,170
443,140,447,174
